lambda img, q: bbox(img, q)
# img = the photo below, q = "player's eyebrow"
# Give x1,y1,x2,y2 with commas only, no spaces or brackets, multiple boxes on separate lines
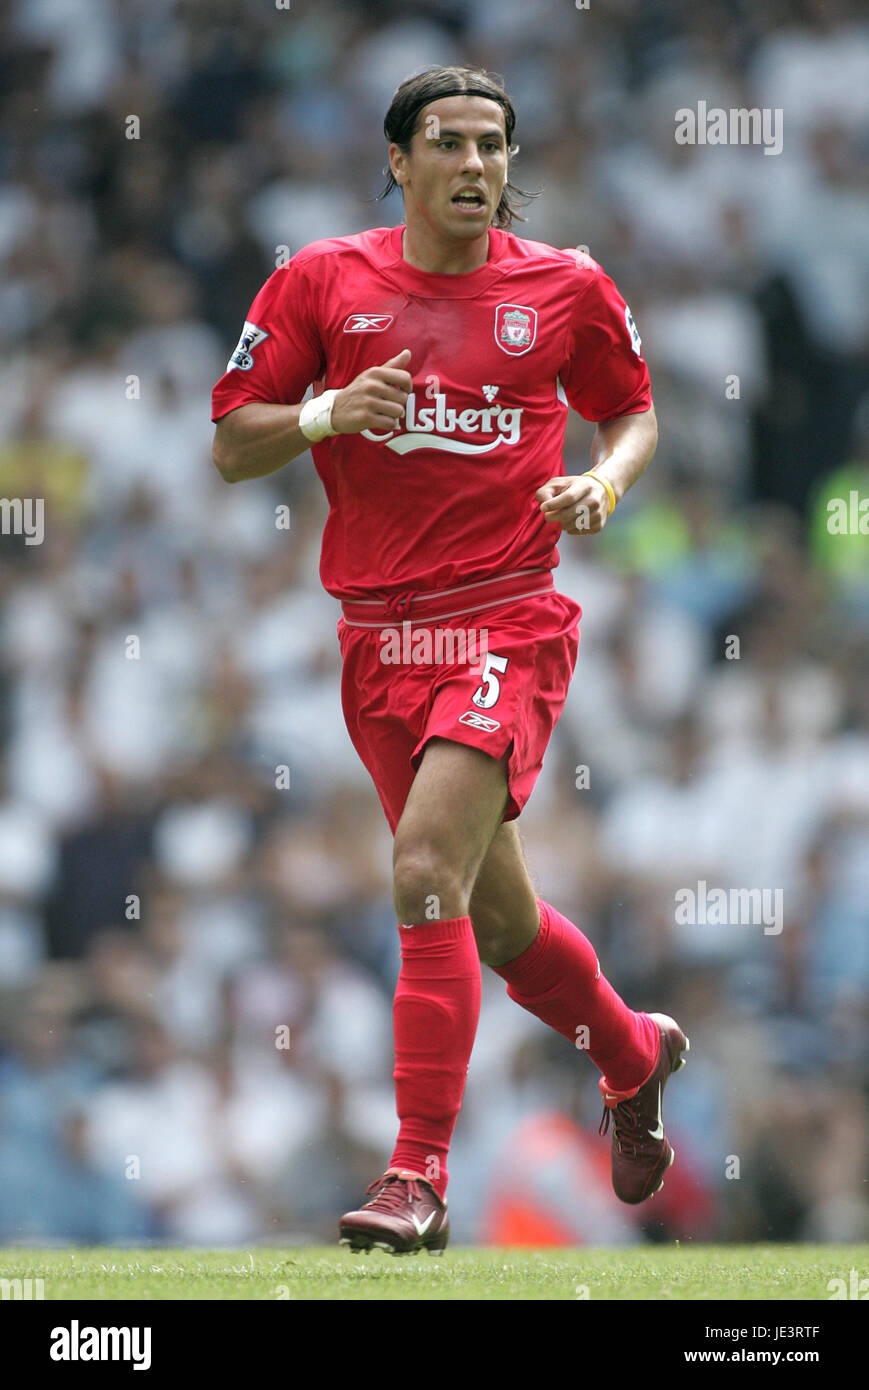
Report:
434,128,505,142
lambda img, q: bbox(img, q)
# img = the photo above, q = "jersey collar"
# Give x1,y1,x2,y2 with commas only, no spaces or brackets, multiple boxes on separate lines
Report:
377,224,508,298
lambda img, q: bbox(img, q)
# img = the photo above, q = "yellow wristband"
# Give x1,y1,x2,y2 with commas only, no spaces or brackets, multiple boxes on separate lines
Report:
583,470,616,515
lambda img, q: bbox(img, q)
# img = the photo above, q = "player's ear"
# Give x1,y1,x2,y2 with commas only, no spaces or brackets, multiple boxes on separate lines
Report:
388,143,406,186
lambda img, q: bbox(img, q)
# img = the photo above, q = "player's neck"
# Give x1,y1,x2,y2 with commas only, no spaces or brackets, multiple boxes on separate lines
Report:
400,224,491,275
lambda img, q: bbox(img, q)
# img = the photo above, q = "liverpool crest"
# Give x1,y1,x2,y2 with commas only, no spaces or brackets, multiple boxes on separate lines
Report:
494,303,537,356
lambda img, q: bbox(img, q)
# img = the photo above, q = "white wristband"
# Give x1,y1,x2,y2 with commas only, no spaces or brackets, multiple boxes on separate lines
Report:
299,389,339,442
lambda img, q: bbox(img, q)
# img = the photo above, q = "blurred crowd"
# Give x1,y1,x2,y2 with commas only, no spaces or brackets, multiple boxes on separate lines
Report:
0,0,867,1248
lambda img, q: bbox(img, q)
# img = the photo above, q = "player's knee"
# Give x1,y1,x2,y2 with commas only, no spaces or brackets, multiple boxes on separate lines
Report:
392,842,467,925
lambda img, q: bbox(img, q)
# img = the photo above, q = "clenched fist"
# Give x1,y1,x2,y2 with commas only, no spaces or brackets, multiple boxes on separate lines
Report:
536,473,613,535
331,349,413,434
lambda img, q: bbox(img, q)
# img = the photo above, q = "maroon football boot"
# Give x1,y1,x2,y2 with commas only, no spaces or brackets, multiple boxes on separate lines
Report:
339,1169,449,1255
598,1012,690,1204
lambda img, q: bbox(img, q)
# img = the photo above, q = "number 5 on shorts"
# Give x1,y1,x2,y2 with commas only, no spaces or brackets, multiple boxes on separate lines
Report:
472,652,508,710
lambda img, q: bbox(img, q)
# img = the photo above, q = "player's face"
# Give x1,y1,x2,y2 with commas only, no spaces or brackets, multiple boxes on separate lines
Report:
390,96,509,244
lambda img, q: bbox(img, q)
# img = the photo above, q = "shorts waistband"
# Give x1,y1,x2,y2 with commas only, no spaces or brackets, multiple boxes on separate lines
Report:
340,568,555,628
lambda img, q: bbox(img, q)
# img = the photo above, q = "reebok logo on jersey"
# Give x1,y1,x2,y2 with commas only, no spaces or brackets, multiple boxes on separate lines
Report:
343,314,394,332
361,392,523,455
227,320,268,372
459,710,501,733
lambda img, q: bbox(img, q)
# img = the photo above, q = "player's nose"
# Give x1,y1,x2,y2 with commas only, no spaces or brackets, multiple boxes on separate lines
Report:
460,143,485,174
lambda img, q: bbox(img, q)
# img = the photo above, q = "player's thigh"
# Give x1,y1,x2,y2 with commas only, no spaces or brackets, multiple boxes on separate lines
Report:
393,736,510,901
469,822,540,964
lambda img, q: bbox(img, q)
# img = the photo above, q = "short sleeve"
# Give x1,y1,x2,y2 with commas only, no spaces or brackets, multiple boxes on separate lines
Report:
559,263,652,424
211,257,326,422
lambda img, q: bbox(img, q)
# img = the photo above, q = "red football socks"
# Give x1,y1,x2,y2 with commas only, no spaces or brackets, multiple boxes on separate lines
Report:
492,898,659,1090
389,914,481,1198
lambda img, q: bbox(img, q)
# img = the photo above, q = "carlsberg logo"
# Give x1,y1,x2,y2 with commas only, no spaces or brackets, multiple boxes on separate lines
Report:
362,392,523,455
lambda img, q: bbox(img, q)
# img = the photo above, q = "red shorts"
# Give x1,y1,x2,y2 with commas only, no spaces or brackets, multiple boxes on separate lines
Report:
336,571,581,834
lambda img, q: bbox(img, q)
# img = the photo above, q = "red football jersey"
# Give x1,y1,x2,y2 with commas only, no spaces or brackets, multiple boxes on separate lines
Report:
211,225,651,601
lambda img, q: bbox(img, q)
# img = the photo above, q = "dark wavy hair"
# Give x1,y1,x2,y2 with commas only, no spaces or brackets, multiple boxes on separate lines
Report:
376,65,537,230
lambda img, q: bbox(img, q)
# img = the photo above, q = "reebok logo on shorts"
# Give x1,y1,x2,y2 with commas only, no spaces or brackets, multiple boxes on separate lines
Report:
459,710,501,732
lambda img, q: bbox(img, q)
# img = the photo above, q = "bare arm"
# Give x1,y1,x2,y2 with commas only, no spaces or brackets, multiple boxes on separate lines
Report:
211,403,310,483
212,402,312,484
536,403,658,535
588,402,658,504
212,349,413,484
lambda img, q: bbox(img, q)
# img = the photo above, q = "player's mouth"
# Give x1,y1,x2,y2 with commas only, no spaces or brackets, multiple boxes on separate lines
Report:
451,187,487,215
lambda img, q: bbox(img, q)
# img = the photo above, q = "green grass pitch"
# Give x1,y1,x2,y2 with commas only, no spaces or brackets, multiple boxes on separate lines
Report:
1,1244,866,1300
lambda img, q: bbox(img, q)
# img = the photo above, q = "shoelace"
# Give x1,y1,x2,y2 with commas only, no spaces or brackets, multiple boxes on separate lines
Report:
599,1099,644,1157
362,1175,423,1213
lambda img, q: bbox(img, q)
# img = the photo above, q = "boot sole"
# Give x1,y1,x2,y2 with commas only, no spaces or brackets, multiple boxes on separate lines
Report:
338,1233,447,1257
